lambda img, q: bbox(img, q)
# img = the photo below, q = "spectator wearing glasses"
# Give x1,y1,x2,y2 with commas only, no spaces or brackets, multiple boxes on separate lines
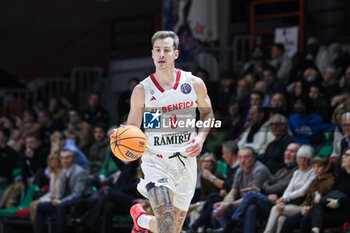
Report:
262,114,294,174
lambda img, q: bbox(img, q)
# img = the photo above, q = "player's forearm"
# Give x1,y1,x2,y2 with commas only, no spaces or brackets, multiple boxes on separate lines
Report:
197,110,214,141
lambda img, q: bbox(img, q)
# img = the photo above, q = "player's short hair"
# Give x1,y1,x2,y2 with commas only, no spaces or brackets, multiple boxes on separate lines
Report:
152,31,179,50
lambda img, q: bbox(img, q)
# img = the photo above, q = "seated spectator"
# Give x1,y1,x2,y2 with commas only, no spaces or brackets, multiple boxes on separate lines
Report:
321,64,341,99
339,65,350,91
208,143,299,233
329,105,347,168
288,96,334,144
238,106,274,155
217,71,236,116
280,156,334,233
12,110,41,152
331,91,350,108
254,80,270,107
309,82,331,123
37,110,64,146
67,109,93,155
198,153,224,195
262,114,294,174
298,148,350,233
0,116,17,148
88,123,109,176
210,148,272,231
82,92,110,126
34,149,92,233
241,46,265,77
269,43,293,82
22,133,50,186
63,129,88,170
236,78,251,118
186,141,240,233
0,128,18,185
262,66,285,98
263,145,315,233
269,92,288,116
48,97,67,122
29,152,63,222
250,90,264,107
188,153,224,226
225,98,245,140
50,131,65,153
289,79,310,104
340,112,350,155
206,123,228,159
118,78,140,122
302,67,322,84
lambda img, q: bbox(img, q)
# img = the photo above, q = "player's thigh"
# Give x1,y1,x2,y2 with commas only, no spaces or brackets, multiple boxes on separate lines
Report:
174,206,187,233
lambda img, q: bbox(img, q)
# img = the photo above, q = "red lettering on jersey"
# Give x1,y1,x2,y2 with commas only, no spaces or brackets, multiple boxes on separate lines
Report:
161,101,194,113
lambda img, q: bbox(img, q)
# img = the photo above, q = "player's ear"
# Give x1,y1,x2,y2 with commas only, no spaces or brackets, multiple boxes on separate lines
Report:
174,49,179,60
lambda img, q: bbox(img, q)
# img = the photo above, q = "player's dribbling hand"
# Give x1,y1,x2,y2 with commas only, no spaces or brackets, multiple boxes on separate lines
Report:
185,137,204,157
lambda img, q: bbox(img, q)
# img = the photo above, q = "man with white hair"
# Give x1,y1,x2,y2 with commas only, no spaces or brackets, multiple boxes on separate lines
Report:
262,114,294,174
340,112,350,156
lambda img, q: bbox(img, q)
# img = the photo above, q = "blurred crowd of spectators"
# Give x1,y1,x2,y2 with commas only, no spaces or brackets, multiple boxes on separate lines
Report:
1,40,350,233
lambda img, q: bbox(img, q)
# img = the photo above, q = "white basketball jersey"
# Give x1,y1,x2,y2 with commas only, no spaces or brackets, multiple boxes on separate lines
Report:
140,69,198,153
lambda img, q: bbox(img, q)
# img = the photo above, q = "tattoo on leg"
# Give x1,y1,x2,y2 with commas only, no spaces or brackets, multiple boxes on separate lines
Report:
159,186,172,206
148,186,175,233
175,211,187,233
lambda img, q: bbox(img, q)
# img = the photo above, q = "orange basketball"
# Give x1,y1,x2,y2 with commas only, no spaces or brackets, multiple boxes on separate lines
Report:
110,125,147,162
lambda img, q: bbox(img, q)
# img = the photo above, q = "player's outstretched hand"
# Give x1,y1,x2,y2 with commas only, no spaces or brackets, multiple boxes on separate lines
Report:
185,136,204,157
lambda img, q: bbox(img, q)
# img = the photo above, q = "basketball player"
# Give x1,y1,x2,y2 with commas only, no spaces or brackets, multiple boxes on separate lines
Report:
127,31,213,233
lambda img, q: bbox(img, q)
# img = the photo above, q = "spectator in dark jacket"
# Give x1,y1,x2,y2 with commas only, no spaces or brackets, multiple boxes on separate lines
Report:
22,133,50,186
88,124,109,176
262,114,294,174
0,128,18,184
82,92,110,126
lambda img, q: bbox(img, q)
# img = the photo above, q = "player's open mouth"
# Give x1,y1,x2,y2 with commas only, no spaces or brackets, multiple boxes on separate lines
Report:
158,61,166,64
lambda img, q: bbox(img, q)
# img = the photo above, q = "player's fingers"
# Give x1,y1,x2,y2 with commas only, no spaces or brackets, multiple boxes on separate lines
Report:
109,128,118,138
186,144,199,152
187,148,201,157
186,138,195,144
